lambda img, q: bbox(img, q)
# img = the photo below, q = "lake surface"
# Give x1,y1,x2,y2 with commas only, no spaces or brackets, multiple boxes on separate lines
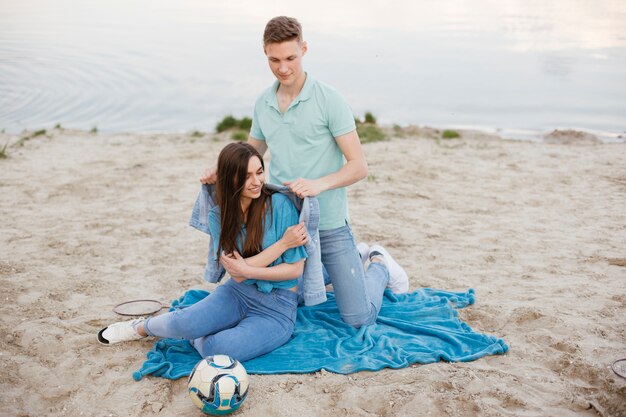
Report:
1,0,625,141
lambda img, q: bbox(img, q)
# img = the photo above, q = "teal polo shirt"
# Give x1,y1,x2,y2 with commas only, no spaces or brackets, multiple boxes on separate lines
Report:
250,74,356,230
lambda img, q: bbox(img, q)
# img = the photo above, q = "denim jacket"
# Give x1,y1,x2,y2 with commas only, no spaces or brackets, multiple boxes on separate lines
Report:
189,183,327,306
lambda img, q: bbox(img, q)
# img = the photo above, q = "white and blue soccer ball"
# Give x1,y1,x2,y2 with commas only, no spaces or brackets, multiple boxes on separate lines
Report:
188,355,249,415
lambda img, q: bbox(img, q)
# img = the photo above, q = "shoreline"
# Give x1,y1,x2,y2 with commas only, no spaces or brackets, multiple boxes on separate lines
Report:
1,123,624,154
1,129,624,416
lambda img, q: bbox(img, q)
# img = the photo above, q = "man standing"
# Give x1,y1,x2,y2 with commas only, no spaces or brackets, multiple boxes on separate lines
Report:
203,16,408,327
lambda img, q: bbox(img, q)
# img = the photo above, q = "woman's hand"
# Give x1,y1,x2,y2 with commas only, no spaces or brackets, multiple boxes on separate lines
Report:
220,251,249,283
281,222,308,249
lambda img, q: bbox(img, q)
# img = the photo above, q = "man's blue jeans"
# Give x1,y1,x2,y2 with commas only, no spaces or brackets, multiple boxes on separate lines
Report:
144,279,297,362
319,223,389,327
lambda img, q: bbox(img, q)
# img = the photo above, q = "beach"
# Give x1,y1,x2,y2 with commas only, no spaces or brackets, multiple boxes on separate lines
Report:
1,128,624,417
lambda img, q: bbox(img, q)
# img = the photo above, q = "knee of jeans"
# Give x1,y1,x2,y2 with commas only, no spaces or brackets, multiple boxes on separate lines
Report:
342,311,376,328
202,327,294,362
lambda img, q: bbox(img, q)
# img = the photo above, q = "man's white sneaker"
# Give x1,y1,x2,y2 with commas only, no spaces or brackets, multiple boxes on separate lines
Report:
368,245,409,294
97,318,146,345
356,242,370,267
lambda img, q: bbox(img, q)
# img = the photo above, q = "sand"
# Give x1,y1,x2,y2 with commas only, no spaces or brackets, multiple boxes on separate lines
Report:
1,128,624,417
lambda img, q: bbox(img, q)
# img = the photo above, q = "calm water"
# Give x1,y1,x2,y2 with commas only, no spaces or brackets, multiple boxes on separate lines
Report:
1,0,625,141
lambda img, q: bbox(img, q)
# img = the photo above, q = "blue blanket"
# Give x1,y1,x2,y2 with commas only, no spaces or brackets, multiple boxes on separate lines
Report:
133,288,507,380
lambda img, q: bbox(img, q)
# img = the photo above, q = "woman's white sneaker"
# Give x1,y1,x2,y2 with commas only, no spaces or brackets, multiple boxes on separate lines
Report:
97,318,146,345
368,245,409,293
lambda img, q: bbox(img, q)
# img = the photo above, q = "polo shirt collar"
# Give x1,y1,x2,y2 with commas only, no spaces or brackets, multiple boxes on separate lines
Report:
265,73,314,112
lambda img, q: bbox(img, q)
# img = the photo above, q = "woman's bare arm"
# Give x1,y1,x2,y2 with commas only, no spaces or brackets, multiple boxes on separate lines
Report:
221,252,304,282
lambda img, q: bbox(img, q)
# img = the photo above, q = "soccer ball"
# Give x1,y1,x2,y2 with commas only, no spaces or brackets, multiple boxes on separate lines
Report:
188,355,249,415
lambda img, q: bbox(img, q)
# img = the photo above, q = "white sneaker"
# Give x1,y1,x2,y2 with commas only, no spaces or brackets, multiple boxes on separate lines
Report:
356,242,370,267
368,245,409,293
97,318,146,345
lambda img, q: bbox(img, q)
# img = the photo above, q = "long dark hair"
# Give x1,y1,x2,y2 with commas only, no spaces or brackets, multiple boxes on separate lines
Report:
215,142,273,258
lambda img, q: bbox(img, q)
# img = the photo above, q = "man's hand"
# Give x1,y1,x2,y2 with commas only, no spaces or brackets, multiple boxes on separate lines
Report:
200,166,217,184
281,222,308,248
284,178,326,198
220,251,249,283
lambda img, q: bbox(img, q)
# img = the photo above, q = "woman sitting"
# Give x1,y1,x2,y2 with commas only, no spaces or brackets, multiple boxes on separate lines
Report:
98,142,307,361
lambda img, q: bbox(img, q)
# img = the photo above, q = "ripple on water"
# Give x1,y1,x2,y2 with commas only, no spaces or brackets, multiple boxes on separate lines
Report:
0,31,174,131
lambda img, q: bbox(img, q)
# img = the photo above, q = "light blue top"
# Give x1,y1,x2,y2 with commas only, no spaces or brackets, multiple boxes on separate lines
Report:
190,183,327,306
208,192,307,293
250,74,356,230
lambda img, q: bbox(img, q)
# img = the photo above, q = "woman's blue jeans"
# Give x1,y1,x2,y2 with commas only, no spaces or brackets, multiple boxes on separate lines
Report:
144,279,297,362
319,223,389,327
